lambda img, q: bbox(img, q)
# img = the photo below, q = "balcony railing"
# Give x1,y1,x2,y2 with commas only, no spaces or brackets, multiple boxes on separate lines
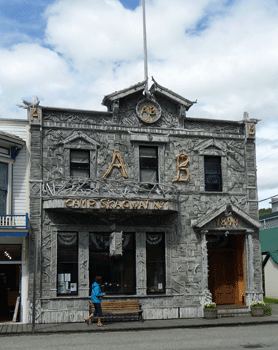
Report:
0,214,29,228
42,177,178,201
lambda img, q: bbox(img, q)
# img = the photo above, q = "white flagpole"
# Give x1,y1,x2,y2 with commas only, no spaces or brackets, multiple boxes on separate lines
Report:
142,0,148,94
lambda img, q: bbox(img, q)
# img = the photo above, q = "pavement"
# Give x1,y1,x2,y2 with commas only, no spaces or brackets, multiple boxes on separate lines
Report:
1,304,278,336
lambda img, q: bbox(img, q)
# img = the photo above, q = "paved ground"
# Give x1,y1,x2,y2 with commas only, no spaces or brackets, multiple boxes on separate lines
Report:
1,303,277,336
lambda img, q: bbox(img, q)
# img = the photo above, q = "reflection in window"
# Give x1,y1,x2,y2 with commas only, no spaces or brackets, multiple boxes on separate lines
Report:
89,233,135,295
204,156,222,192
139,146,158,185
57,232,78,296
70,150,90,178
0,162,8,215
146,233,165,294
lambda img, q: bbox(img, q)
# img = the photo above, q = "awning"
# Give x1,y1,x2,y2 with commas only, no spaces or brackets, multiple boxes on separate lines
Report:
0,232,27,237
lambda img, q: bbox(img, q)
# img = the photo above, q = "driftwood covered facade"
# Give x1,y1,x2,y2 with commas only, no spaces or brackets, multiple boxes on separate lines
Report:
27,81,263,323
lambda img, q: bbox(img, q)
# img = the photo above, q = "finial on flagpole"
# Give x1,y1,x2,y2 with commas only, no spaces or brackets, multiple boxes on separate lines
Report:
142,0,149,95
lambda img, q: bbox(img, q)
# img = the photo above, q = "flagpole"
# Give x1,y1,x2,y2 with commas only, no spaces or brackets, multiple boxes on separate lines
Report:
142,0,148,94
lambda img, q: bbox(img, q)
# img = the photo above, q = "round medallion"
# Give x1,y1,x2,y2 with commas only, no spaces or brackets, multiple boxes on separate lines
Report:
136,98,162,124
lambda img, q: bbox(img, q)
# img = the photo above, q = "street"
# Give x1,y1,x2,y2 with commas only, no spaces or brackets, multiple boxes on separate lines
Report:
1,324,277,350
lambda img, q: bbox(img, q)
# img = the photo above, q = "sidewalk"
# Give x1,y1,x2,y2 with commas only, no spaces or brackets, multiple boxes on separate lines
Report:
1,304,278,336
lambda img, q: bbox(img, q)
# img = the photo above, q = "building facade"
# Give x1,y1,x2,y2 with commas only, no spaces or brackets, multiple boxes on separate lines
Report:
27,81,263,323
0,120,30,323
260,197,278,299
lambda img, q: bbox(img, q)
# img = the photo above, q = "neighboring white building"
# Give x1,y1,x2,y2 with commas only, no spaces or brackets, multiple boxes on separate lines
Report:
263,252,278,299
260,198,278,300
0,119,30,323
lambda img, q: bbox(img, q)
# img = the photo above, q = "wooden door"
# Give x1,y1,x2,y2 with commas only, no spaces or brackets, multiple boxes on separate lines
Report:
208,235,245,305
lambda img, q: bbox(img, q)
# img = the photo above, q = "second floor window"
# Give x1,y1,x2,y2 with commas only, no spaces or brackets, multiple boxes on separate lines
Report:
70,150,90,178
204,156,222,191
0,162,8,215
139,146,158,184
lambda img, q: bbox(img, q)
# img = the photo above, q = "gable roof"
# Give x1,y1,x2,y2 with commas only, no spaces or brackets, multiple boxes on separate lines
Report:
150,80,196,110
102,79,196,111
192,202,261,231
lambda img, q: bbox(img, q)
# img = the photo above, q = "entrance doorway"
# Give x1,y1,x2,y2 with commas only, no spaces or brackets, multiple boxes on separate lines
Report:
0,264,20,322
207,234,245,306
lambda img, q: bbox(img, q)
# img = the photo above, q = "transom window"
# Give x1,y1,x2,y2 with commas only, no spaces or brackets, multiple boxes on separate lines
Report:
139,146,158,184
204,156,222,192
70,150,90,178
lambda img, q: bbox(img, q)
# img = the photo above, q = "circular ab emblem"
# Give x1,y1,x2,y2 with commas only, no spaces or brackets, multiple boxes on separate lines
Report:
136,98,162,124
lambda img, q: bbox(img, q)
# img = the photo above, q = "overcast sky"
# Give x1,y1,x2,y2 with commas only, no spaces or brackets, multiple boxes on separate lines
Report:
1,0,278,208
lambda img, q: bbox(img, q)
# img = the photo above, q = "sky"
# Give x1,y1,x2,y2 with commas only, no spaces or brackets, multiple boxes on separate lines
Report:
1,0,278,209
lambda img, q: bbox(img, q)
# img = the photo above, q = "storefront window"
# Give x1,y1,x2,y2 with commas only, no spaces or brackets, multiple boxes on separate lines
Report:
146,233,165,294
57,232,78,296
89,233,135,295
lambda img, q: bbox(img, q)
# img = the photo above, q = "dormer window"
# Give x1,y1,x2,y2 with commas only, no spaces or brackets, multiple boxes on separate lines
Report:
139,146,158,184
70,150,90,178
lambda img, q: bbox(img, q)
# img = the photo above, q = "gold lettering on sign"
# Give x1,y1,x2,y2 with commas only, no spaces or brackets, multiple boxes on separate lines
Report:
216,217,239,227
64,199,171,210
141,106,156,115
173,153,190,182
30,108,40,121
123,201,130,209
149,106,156,115
248,124,255,135
88,199,96,208
102,150,128,179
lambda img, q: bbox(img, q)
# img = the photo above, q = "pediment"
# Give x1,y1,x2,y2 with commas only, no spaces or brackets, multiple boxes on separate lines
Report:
195,139,227,155
191,202,261,233
62,131,100,148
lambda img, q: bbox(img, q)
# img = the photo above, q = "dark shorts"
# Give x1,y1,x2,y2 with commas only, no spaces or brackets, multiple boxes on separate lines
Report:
93,303,102,317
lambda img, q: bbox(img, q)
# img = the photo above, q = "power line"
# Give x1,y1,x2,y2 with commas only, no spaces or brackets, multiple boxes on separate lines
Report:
258,194,278,203
257,131,278,146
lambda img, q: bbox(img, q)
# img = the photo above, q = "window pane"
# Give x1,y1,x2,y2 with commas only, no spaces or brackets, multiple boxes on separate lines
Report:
57,232,78,296
70,169,90,178
70,150,90,178
140,169,157,183
70,150,89,163
89,233,135,295
0,163,8,214
139,147,157,158
146,234,165,294
205,156,222,191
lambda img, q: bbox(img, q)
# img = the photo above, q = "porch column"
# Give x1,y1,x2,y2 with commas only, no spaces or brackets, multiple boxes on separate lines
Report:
200,231,212,305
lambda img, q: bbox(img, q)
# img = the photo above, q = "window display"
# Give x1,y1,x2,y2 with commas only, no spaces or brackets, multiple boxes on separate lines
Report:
57,232,78,296
146,233,165,294
89,233,135,294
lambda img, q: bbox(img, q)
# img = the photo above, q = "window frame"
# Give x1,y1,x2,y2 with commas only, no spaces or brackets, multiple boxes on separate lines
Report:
89,232,136,295
139,146,159,185
70,149,90,178
146,233,166,295
57,231,78,296
204,155,222,192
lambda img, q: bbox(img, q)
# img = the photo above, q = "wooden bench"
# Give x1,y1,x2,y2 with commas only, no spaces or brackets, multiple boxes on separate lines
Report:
90,300,143,322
